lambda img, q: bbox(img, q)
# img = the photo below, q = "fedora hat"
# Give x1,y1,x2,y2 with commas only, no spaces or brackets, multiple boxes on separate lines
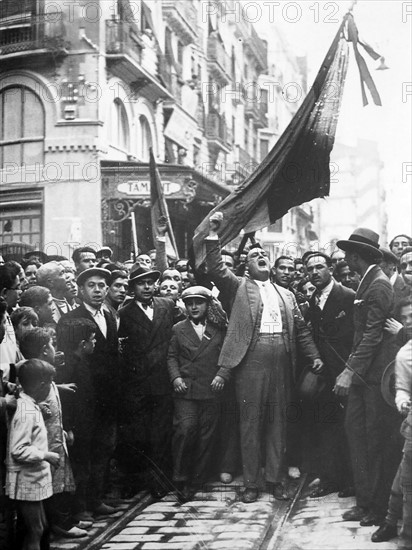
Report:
381,360,396,408
129,264,160,283
337,227,383,260
76,267,111,287
181,285,212,302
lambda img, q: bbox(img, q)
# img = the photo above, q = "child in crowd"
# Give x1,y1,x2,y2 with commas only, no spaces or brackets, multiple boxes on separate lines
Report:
19,327,87,539
167,286,227,502
10,307,39,361
56,317,98,521
5,358,59,550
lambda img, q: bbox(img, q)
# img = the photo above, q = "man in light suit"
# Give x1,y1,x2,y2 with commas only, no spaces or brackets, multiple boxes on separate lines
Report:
303,252,355,497
59,267,119,517
335,228,400,526
118,264,176,498
204,213,322,503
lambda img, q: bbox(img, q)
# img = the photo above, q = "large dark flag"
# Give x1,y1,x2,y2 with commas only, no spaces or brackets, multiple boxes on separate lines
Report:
192,15,353,267
149,148,178,259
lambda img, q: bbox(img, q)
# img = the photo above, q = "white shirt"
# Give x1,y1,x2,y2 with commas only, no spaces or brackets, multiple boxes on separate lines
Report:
255,280,283,334
190,319,206,340
317,279,334,311
136,300,154,321
0,313,18,382
84,302,107,337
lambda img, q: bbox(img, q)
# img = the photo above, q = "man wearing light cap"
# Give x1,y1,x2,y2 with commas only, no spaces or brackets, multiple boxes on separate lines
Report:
335,228,399,527
58,267,119,517
118,264,177,499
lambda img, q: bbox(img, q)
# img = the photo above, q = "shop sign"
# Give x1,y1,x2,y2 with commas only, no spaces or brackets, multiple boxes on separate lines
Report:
118,180,182,197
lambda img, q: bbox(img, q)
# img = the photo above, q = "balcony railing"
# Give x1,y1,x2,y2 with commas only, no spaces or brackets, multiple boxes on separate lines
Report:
206,112,231,150
106,19,144,66
244,26,267,72
245,99,268,128
162,0,198,44
207,33,231,85
0,15,68,56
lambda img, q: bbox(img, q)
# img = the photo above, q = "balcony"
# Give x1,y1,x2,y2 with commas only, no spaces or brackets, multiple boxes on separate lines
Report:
207,33,231,86
0,15,69,59
245,99,268,129
105,20,172,101
244,26,267,72
206,112,231,153
162,0,198,45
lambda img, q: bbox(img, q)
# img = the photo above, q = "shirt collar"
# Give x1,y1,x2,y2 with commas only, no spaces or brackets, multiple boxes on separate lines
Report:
319,279,334,296
359,264,377,288
83,302,103,316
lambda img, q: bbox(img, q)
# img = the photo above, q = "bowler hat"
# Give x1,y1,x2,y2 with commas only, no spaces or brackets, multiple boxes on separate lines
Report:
181,286,212,302
129,264,160,283
337,228,383,260
76,267,111,287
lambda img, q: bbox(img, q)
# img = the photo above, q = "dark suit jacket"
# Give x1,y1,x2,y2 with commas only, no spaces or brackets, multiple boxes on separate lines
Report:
347,265,395,385
205,239,319,378
58,303,119,416
118,297,175,395
167,319,226,400
306,282,355,382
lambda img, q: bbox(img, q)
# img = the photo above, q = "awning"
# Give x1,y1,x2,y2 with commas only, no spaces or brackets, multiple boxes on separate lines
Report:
164,106,198,150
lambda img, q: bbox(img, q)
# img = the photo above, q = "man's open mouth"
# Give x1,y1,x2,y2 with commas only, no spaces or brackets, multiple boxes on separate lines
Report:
258,259,267,267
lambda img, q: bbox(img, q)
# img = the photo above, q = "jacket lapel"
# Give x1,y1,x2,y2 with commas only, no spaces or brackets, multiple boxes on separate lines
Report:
322,281,340,320
192,322,218,361
356,265,379,299
179,318,202,348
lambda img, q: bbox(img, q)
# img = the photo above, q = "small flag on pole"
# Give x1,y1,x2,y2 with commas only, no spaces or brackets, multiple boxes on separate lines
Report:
192,15,351,267
149,148,178,259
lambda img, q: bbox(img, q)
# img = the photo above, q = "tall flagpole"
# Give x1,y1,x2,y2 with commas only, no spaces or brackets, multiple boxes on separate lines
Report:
130,211,138,261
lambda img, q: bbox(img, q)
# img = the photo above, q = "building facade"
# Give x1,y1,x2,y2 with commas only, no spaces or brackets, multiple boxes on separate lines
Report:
0,0,314,262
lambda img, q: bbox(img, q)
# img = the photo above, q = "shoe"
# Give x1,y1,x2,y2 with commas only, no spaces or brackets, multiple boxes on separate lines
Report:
360,512,385,527
309,483,337,498
73,511,94,522
272,483,290,501
342,506,369,521
93,503,117,516
150,487,168,500
177,484,196,504
242,487,259,503
76,520,93,529
52,525,88,538
220,473,233,484
338,486,355,498
288,466,301,480
371,523,398,542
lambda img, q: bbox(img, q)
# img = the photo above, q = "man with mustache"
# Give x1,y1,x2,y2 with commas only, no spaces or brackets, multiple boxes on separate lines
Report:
203,213,322,503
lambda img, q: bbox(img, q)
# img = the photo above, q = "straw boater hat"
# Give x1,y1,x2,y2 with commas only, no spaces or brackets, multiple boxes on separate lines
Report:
76,267,111,287
128,264,160,283
181,286,212,302
336,227,383,260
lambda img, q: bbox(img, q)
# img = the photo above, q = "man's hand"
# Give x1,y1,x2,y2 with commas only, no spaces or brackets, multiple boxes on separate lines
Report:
209,212,223,237
334,368,354,397
45,451,60,467
173,377,188,394
157,216,168,237
384,318,403,335
311,358,324,374
211,375,225,392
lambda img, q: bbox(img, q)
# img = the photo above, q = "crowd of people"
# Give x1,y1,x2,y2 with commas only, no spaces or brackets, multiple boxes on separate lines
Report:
0,223,411,550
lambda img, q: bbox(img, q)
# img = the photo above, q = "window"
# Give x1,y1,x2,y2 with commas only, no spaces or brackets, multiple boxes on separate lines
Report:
1,206,42,246
0,0,35,20
109,99,129,151
137,115,152,161
0,86,45,168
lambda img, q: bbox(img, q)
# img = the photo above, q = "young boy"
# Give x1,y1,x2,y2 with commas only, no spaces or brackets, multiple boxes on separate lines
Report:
5,358,59,550
167,286,227,503
19,327,86,539
56,317,98,521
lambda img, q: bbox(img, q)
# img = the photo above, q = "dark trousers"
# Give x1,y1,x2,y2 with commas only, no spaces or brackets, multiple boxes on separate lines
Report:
172,398,219,484
235,334,289,488
218,382,240,475
345,384,401,516
117,393,173,490
70,416,117,512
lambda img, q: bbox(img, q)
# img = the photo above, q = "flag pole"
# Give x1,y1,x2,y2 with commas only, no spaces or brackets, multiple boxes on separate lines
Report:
348,0,358,12
130,211,138,261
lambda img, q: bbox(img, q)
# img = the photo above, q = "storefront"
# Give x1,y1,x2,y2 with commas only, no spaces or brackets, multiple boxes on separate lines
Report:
101,161,230,261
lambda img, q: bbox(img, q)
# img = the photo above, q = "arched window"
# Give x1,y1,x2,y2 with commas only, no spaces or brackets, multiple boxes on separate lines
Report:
110,98,130,151
0,86,45,168
137,115,152,161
